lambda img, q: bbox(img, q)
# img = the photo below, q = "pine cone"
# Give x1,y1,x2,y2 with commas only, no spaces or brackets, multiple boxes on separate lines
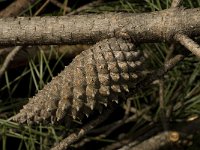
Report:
12,38,145,124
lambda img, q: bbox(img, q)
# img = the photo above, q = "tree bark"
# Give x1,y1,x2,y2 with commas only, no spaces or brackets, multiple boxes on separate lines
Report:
0,8,200,46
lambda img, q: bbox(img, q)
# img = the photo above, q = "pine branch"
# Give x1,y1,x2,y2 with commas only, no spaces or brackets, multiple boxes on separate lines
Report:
0,8,200,46
119,131,174,150
119,118,200,150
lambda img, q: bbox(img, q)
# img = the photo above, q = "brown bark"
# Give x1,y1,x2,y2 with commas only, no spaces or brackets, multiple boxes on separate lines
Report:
175,33,200,57
0,8,200,46
119,118,200,150
124,131,171,150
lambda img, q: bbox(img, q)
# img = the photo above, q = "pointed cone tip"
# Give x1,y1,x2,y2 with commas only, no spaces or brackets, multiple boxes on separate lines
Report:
113,99,119,104
85,113,89,118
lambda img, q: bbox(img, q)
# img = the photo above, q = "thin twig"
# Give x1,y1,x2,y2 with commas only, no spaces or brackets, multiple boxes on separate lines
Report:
51,108,114,150
171,0,182,8
96,109,150,138
0,48,13,56
165,43,175,62
0,0,35,17
90,107,151,135
34,0,50,16
175,33,200,58
0,46,22,78
103,123,160,150
158,43,175,131
49,0,71,13
158,80,169,131
68,0,104,15
62,0,69,15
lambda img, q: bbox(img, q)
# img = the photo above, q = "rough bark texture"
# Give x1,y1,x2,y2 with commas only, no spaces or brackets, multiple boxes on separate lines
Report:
120,131,172,150
0,8,200,46
11,38,144,124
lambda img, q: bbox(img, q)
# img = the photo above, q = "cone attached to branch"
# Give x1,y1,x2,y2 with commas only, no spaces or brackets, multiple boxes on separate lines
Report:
11,38,145,125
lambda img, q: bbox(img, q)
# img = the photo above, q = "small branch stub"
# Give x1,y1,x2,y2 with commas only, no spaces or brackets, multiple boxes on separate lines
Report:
168,131,180,142
171,0,182,8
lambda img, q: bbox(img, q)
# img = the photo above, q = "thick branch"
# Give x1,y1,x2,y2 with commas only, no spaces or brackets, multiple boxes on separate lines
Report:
124,131,171,150
0,8,200,46
120,118,200,150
